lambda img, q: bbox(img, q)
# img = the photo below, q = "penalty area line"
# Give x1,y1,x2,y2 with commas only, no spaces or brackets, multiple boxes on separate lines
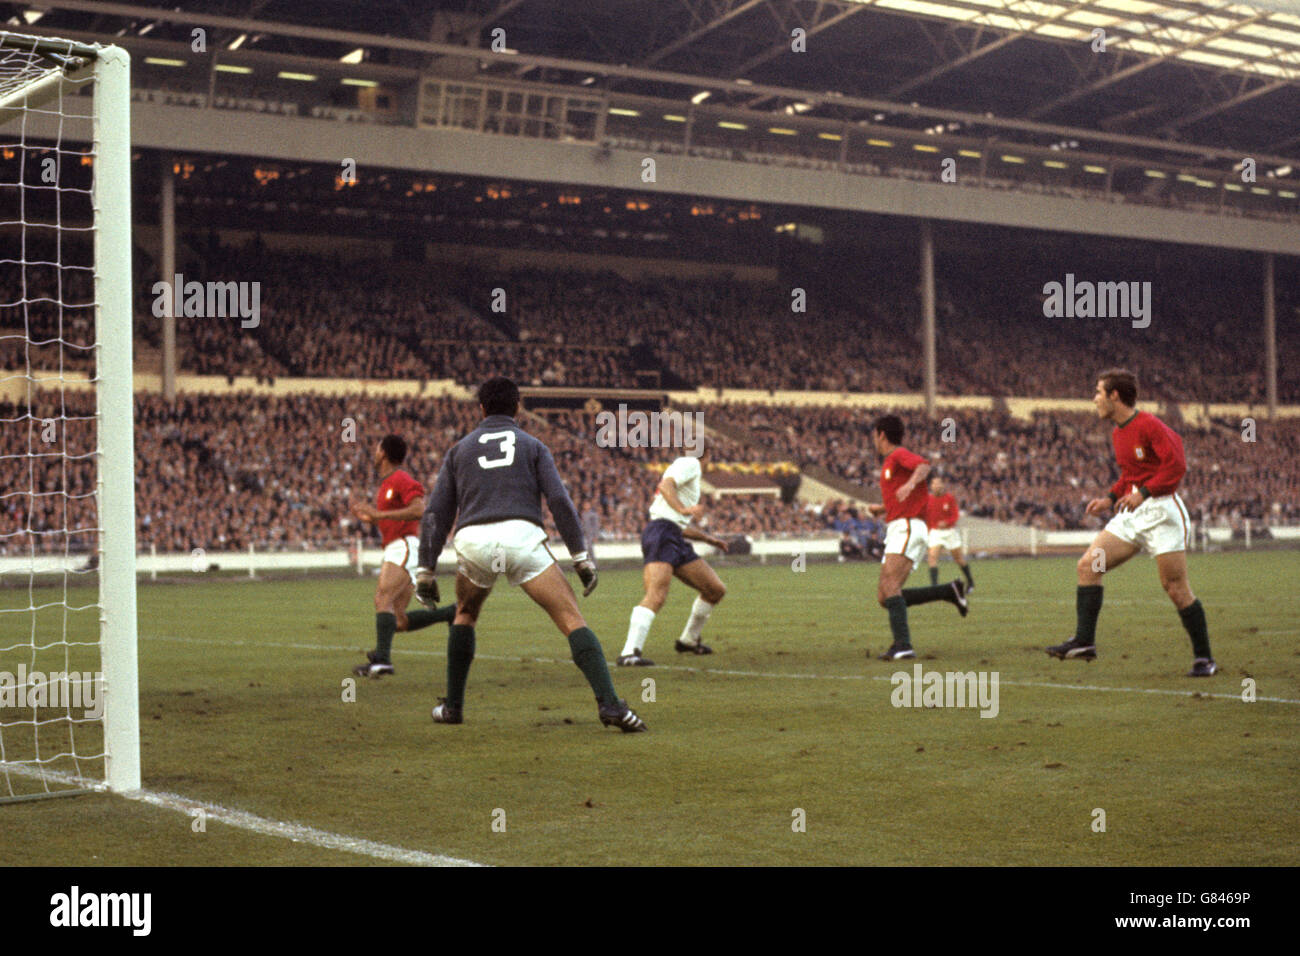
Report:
0,763,483,867
146,633,1300,705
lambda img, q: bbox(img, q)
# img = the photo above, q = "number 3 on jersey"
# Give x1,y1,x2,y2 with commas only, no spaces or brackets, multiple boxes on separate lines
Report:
477,430,516,469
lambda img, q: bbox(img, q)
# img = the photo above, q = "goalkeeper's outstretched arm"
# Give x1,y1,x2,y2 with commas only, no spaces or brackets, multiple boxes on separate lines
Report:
536,445,598,594
536,445,588,559
418,452,458,570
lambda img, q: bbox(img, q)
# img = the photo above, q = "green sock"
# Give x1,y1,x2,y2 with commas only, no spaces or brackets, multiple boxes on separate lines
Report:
1076,585,1103,645
884,594,911,647
929,566,939,586
374,612,397,662
1178,599,1212,658
566,626,618,707
446,624,476,710
961,563,973,587
405,604,457,631
903,583,954,606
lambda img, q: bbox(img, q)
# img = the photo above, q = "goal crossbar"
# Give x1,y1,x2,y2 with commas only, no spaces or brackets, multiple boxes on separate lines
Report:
0,31,98,112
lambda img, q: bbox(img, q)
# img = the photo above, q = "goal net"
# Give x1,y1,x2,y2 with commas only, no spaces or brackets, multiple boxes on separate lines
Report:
0,33,138,801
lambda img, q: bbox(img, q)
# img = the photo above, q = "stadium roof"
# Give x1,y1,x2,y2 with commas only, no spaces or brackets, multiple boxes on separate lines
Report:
843,0,1300,80
4,0,1297,160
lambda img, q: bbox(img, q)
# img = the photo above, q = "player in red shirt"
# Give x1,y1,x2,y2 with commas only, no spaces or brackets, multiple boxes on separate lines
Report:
1047,370,1215,677
925,474,974,591
866,415,969,661
350,434,456,678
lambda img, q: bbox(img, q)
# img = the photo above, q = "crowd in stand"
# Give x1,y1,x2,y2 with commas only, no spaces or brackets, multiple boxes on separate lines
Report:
722,401,1300,529
4,243,1295,404
3,390,1295,558
3,243,1297,556
501,268,925,392
0,394,827,556
0,259,97,375
926,264,1298,405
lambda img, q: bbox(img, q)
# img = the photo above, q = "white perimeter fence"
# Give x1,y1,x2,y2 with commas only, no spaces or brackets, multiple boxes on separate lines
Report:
3,522,1297,578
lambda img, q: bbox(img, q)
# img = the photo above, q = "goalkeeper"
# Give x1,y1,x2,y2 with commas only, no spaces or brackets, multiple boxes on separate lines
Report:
414,376,646,733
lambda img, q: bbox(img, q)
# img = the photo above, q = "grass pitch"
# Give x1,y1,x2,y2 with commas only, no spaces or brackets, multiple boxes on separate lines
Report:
2,551,1297,866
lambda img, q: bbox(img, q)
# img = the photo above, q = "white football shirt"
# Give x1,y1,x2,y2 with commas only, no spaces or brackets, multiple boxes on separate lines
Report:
648,455,702,528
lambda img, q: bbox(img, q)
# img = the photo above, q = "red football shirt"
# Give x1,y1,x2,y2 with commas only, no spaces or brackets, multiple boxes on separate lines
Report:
880,446,929,522
926,492,959,530
375,469,425,545
1109,411,1185,499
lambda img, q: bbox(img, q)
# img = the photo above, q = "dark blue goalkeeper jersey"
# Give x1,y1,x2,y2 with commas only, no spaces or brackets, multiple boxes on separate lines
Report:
417,414,586,568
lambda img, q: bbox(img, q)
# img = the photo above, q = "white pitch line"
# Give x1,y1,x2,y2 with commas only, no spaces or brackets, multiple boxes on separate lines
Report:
129,789,482,867
146,633,1300,705
0,763,482,867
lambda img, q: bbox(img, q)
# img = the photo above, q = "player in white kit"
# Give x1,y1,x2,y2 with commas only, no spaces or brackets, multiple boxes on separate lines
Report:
618,452,730,666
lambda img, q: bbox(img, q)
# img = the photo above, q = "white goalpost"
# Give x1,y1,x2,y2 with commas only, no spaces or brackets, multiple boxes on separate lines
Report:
0,33,138,801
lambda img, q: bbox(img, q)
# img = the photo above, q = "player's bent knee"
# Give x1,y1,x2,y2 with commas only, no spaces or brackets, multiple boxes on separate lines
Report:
558,613,586,635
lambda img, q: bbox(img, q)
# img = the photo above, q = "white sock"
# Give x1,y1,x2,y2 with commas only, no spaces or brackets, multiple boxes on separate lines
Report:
678,596,715,646
621,605,656,657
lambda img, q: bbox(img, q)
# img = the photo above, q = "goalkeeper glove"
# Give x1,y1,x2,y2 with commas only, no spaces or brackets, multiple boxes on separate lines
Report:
572,552,598,597
415,567,439,607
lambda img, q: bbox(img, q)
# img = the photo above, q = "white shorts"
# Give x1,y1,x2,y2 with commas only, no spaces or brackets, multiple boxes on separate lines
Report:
1104,493,1191,556
928,528,962,552
453,519,555,589
883,518,928,567
382,534,420,586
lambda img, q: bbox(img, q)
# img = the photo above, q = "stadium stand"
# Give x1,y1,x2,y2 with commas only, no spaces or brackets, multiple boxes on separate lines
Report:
11,244,1288,401
2,392,1295,557
10,228,1295,401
